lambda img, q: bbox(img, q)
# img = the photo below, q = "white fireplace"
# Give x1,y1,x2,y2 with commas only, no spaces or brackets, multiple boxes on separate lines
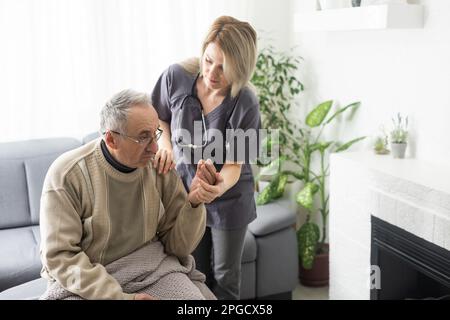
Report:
329,152,450,300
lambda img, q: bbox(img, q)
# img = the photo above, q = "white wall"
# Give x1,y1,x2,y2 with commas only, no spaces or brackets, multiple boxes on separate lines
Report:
4,1,447,164
0,0,292,143
291,0,450,167
249,0,293,51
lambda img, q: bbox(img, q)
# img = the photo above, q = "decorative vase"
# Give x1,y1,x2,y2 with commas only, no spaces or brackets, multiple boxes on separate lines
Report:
391,142,407,159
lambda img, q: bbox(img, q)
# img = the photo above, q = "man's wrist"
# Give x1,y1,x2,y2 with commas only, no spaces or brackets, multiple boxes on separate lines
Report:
189,201,200,208
188,193,201,208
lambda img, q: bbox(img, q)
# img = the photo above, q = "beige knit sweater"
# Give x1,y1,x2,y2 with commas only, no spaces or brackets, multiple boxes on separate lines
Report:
39,139,206,300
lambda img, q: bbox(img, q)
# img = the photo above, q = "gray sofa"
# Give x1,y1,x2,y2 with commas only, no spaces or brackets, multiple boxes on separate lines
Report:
0,135,298,300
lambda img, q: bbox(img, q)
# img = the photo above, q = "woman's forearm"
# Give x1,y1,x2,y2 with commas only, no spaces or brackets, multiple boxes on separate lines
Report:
220,163,242,193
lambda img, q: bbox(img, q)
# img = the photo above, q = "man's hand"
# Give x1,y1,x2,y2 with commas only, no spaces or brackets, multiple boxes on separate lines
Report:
197,173,225,203
153,148,176,174
188,159,220,206
134,293,158,300
188,159,226,205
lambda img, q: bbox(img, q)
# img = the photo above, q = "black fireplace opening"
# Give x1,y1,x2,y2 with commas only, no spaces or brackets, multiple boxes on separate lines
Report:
371,216,450,300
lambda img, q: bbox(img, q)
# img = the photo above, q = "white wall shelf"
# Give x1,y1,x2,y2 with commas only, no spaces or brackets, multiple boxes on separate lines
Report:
294,4,424,31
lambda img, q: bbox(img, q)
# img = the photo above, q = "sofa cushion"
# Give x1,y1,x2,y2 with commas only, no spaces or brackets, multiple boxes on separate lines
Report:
25,155,62,224
240,261,255,300
0,226,41,292
255,228,298,297
0,137,82,160
0,138,82,229
0,161,31,229
249,198,296,237
0,277,47,300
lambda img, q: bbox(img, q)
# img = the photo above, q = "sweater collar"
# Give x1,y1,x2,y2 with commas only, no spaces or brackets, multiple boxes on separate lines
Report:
100,140,136,173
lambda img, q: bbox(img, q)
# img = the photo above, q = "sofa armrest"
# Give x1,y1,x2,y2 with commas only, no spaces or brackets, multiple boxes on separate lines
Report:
249,198,296,237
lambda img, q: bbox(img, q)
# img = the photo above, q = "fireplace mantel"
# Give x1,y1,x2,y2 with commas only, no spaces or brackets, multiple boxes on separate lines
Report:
329,152,450,299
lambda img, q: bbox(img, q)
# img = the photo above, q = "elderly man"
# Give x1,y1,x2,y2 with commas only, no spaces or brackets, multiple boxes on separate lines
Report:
39,89,215,300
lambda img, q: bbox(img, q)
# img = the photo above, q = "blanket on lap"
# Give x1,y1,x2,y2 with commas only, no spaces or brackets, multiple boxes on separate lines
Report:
40,241,216,300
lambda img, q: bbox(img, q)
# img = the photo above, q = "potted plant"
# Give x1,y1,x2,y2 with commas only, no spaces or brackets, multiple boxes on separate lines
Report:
251,45,304,187
251,46,304,153
390,113,408,159
256,100,365,286
374,136,389,154
374,128,389,155
251,45,366,286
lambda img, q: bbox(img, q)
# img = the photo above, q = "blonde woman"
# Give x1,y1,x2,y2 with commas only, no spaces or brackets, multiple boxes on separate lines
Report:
151,16,260,300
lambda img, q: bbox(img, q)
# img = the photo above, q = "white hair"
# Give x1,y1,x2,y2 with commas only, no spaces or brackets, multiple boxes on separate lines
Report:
100,89,151,133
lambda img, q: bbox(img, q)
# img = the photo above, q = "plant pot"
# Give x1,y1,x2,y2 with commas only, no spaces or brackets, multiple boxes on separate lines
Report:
391,143,407,159
299,244,329,287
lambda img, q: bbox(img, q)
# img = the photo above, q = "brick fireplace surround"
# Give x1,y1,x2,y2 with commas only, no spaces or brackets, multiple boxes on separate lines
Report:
329,152,450,299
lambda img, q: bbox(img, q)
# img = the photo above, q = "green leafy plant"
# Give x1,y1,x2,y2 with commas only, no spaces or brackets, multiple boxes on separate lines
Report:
374,126,389,154
251,45,366,269
374,136,389,154
251,46,304,161
390,113,408,144
256,100,365,269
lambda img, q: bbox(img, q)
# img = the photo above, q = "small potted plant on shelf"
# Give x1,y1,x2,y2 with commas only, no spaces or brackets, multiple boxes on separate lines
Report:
390,113,408,159
374,136,389,154
374,127,389,155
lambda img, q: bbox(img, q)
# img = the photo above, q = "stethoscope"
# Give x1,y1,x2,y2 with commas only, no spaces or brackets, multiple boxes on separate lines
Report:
175,93,209,150
175,74,239,153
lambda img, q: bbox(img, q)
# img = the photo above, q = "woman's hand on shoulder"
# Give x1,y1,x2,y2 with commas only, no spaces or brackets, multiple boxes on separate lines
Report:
153,148,176,174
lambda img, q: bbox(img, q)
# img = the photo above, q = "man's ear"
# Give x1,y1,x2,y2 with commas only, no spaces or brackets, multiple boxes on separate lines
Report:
104,131,119,150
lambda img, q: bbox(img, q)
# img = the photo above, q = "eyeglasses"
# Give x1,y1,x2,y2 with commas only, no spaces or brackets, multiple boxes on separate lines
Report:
108,128,163,146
